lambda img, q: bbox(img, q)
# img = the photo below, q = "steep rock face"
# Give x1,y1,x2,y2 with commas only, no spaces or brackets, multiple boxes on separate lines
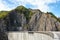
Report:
55,22,60,31
0,31,8,40
0,19,6,32
5,11,26,31
28,9,42,31
0,6,60,31
0,19,8,40
29,12,60,31
38,13,57,31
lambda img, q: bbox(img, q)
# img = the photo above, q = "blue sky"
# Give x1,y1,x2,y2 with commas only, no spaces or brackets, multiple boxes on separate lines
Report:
0,0,60,17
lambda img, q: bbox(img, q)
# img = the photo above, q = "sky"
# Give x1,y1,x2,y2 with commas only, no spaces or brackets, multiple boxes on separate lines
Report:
0,0,60,17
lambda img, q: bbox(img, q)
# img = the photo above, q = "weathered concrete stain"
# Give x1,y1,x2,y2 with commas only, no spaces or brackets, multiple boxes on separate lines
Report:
8,32,53,40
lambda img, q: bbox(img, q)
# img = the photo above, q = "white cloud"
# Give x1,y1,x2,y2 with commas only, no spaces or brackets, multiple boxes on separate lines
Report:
0,0,60,12
0,0,11,11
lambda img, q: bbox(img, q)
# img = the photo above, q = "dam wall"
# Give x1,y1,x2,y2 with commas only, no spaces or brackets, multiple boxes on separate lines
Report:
8,32,54,40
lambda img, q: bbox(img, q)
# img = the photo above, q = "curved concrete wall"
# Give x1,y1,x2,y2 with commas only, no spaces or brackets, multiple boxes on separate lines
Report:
53,32,60,40
8,32,53,40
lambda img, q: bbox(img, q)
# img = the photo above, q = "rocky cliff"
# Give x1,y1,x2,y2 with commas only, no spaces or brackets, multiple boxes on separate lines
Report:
29,12,60,31
0,6,60,31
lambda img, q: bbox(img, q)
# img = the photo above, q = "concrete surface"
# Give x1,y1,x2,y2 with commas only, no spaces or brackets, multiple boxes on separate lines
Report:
8,32,53,40
53,32,60,40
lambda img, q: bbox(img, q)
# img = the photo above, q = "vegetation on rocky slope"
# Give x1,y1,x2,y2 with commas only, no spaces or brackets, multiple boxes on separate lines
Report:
0,11,9,19
0,5,60,22
15,6,34,22
47,12,60,22
0,6,34,23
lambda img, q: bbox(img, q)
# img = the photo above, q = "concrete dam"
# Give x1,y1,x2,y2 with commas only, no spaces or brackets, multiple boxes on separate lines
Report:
8,32,54,40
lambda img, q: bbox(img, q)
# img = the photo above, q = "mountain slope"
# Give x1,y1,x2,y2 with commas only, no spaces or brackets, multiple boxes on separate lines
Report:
29,12,60,31
0,6,60,31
